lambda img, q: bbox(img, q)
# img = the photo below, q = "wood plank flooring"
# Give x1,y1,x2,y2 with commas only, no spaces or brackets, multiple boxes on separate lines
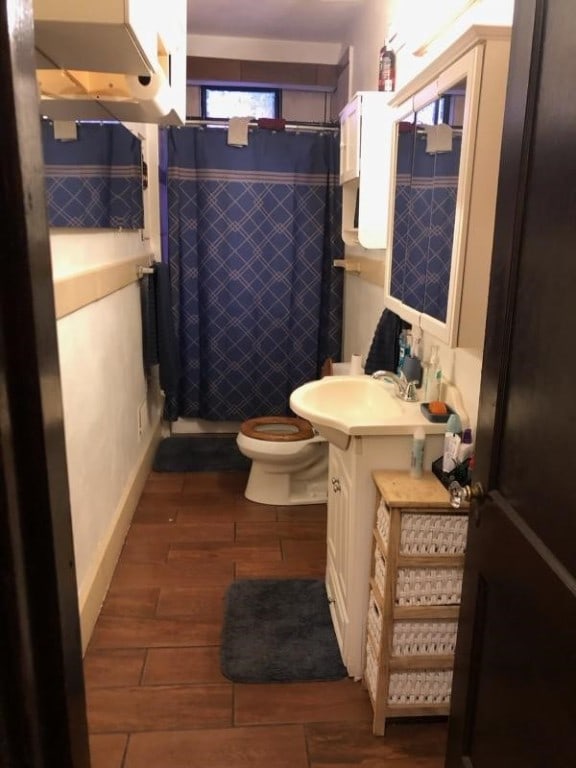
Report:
85,470,448,767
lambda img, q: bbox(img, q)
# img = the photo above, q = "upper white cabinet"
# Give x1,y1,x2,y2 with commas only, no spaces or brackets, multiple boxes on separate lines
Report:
34,0,186,125
340,92,392,249
385,26,511,348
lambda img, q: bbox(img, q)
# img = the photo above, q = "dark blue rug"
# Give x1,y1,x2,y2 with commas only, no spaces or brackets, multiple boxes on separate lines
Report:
153,436,251,472
220,579,347,683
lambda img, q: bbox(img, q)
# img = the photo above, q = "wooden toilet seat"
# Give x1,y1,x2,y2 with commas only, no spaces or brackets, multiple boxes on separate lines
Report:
240,416,314,442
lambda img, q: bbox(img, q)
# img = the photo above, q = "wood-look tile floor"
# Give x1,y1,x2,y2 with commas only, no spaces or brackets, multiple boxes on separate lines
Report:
85,470,448,767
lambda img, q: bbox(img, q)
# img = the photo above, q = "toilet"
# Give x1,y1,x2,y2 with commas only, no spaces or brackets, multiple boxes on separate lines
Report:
236,416,328,505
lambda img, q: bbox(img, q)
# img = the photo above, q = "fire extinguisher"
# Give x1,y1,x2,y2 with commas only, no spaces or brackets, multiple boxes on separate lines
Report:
378,41,395,92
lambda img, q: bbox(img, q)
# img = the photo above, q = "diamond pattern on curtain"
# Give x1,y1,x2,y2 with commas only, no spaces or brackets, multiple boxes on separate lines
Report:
391,131,461,323
41,120,144,229
163,126,343,422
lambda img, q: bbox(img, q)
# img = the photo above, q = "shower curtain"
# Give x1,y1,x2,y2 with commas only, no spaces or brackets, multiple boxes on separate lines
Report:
163,125,343,422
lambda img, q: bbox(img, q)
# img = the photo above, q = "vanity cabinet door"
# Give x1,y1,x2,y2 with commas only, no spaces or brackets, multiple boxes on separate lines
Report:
339,95,361,184
326,445,351,659
339,92,393,249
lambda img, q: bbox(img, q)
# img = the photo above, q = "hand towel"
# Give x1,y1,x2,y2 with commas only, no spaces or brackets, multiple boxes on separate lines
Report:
364,309,409,375
227,116,251,147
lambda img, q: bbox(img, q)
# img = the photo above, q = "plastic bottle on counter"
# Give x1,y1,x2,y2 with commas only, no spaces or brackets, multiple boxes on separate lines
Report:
425,345,442,402
410,426,426,479
457,428,474,464
442,413,462,473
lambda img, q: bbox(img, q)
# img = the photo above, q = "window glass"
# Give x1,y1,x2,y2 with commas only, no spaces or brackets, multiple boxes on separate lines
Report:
201,87,280,119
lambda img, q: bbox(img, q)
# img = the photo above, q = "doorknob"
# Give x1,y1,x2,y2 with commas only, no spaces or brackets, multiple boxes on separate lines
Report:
449,480,485,509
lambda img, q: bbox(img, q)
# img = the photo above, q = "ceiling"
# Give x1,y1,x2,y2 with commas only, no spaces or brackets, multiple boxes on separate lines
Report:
187,0,366,43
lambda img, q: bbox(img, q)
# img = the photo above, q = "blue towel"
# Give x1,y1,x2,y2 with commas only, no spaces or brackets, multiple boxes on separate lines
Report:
364,309,408,375
140,273,158,374
153,262,180,420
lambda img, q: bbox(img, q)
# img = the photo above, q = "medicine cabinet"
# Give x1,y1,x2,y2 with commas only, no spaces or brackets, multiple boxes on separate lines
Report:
385,26,510,348
340,92,392,249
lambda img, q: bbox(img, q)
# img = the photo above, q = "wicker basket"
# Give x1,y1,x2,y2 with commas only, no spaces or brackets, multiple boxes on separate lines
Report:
392,620,459,655
400,513,468,555
388,669,453,705
374,549,387,597
396,567,463,606
364,639,378,700
367,590,383,647
376,500,391,543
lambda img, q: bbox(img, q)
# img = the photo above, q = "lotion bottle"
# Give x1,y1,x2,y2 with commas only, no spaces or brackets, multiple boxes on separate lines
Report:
410,426,426,478
425,345,442,402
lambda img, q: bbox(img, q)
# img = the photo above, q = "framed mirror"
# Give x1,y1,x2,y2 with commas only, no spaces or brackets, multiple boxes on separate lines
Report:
41,119,145,230
385,47,484,346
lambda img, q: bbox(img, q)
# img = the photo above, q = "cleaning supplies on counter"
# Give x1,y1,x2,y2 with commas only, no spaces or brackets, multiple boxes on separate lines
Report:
431,416,473,489
402,325,423,387
457,428,474,464
424,345,442,402
397,329,411,375
410,427,426,479
442,412,462,473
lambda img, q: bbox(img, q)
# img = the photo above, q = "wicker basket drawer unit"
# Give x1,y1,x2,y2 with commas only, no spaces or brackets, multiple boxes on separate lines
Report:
365,470,469,736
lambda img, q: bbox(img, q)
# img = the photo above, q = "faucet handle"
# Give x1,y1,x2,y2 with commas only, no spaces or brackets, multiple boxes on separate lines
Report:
403,380,419,402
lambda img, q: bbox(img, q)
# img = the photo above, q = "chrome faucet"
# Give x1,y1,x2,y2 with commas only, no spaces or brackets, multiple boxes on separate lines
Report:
371,370,419,402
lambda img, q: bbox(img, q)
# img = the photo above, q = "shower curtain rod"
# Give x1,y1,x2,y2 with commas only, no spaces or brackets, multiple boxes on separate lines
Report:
184,117,339,132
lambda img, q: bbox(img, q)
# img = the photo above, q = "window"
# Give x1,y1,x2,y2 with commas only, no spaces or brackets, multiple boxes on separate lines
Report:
201,86,281,120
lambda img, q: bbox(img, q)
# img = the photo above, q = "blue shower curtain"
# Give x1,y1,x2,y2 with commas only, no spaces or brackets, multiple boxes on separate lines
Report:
163,125,343,422
392,129,461,323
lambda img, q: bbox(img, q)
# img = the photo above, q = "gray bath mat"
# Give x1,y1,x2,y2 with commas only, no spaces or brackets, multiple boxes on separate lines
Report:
153,436,250,472
220,579,347,683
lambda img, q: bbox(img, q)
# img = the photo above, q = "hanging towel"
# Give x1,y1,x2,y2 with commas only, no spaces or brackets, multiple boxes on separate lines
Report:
227,117,251,147
425,123,453,154
153,262,180,419
364,309,409,375
140,272,159,375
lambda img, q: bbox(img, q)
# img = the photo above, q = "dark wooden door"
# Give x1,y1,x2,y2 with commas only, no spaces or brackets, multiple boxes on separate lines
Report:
0,1,90,765
446,1,576,765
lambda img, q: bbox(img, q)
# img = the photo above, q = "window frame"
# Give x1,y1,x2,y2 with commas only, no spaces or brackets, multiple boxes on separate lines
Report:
200,85,282,120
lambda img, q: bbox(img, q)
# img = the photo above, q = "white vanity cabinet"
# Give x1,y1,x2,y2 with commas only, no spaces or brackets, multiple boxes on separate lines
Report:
325,431,443,679
385,25,511,348
339,92,393,249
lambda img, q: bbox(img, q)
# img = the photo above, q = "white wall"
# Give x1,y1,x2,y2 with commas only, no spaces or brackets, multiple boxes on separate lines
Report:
339,0,514,432
48,123,163,643
56,284,160,597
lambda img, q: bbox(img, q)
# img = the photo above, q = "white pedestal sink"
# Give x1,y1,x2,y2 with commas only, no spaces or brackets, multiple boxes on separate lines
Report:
290,375,448,679
290,375,442,449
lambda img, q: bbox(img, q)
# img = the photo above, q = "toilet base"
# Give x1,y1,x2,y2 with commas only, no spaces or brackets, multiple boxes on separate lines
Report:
244,454,328,506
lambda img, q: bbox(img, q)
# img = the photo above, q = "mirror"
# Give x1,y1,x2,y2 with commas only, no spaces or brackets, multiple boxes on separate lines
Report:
41,119,145,230
389,80,465,325
390,81,466,323
385,45,485,347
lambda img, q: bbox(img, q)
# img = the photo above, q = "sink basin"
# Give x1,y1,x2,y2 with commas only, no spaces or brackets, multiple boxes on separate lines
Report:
290,375,439,448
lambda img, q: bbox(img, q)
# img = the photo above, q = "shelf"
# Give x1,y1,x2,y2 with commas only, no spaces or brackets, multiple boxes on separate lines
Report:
393,604,461,620
366,471,466,735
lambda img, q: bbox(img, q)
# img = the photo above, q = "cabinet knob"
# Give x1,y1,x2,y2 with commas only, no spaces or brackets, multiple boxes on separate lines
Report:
331,477,341,493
